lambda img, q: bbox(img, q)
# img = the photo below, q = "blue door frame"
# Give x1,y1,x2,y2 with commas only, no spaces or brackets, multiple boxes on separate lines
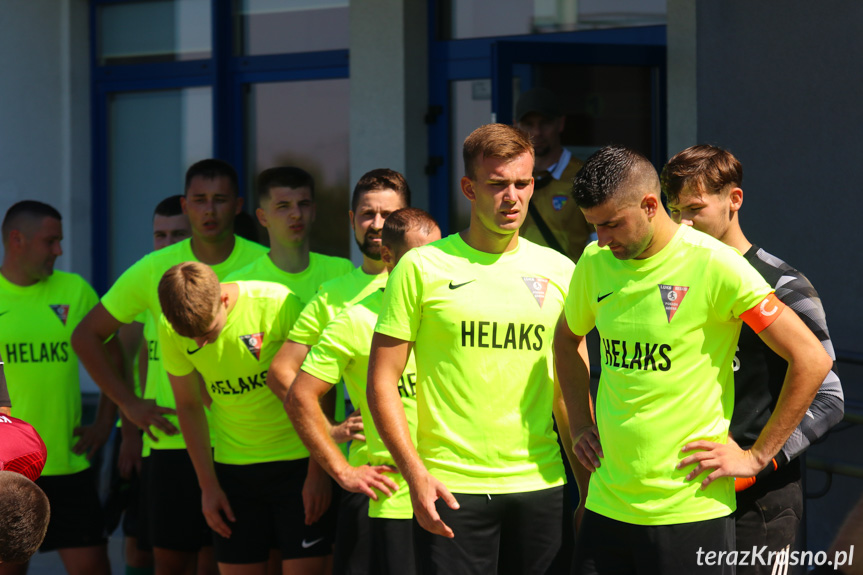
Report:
425,19,666,234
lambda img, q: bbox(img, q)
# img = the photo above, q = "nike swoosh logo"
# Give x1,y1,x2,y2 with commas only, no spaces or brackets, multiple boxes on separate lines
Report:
186,347,203,355
597,292,613,302
301,537,324,549
449,280,476,290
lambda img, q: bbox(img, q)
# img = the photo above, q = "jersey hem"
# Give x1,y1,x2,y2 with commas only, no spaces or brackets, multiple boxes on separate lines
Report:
433,475,566,495
585,501,736,526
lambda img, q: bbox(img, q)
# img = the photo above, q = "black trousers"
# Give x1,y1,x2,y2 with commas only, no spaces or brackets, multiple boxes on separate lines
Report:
574,510,735,575
414,486,572,575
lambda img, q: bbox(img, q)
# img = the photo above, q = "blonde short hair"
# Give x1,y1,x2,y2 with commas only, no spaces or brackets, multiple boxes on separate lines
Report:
462,123,534,180
158,262,221,338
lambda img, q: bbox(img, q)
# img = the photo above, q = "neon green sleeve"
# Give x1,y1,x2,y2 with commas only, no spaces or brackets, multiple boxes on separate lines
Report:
564,250,596,337
288,292,327,345
301,310,356,385
708,248,773,321
102,254,154,324
157,316,195,377
374,249,423,342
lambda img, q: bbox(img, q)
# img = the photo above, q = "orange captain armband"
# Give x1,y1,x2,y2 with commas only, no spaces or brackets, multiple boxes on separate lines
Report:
739,293,786,334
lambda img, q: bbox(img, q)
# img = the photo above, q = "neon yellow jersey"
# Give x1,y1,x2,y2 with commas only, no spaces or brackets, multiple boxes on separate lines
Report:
139,312,160,457
375,234,574,494
0,270,98,476
226,252,354,305
302,289,418,518
102,236,267,450
287,266,388,465
159,281,305,464
564,225,773,525
288,267,388,346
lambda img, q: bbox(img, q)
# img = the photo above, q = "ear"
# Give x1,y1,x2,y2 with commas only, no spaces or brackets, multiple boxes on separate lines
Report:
234,196,244,214
255,207,268,228
348,210,355,228
728,187,743,214
460,176,476,201
556,115,566,134
380,244,395,268
7,229,25,250
180,196,188,215
642,193,660,219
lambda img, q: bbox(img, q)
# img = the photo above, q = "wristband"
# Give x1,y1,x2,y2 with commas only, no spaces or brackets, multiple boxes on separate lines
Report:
734,457,779,492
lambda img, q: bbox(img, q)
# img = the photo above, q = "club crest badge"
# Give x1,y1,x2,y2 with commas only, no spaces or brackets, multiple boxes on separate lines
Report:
522,277,549,309
552,196,568,211
239,332,264,360
49,304,70,326
658,285,689,322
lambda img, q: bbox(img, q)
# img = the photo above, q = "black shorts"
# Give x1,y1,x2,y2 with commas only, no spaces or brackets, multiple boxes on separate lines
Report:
36,467,107,552
135,455,152,551
370,517,416,575
146,448,211,552
574,510,735,575
213,458,335,565
333,489,371,575
103,430,145,539
734,472,802,575
414,485,572,575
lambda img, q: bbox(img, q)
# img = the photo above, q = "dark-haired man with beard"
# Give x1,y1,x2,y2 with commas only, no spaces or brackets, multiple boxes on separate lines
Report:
268,168,410,575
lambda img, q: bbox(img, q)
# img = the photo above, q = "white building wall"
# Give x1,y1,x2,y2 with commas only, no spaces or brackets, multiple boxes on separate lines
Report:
0,0,91,280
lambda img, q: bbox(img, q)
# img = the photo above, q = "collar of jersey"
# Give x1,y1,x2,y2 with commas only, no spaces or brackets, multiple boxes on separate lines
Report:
0,269,49,294
452,232,523,264
617,224,687,272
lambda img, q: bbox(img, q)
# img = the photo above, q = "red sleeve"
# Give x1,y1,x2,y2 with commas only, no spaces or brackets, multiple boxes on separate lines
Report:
0,416,48,481
739,293,786,334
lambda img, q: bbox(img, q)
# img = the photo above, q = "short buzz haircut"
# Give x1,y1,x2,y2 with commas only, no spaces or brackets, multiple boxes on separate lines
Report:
660,145,744,204
158,262,221,338
257,167,315,203
462,123,534,181
351,169,411,213
381,208,440,251
185,159,239,196
154,195,184,219
1,201,62,244
572,145,658,209
0,471,50,564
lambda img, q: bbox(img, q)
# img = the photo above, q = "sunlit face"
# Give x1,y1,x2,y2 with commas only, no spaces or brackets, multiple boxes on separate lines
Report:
182,176,242,243
582,198,652,260
153,214,191,251
190,300,227,349
462,151,534,236
18,217,63,282
350,189,406,260
256,186,315,246
667,185,733,241
516,112,564,159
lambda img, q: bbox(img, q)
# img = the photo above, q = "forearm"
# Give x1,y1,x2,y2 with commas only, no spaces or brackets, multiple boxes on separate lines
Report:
73,325,138,410
176,401,218,490
137,343,148,395
267,341,310,402
552,375,591,501
94,389,119,428
781,389,844,462
286,373,351,483
750,355,830,467
367,337,423,483
553,319,594,438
